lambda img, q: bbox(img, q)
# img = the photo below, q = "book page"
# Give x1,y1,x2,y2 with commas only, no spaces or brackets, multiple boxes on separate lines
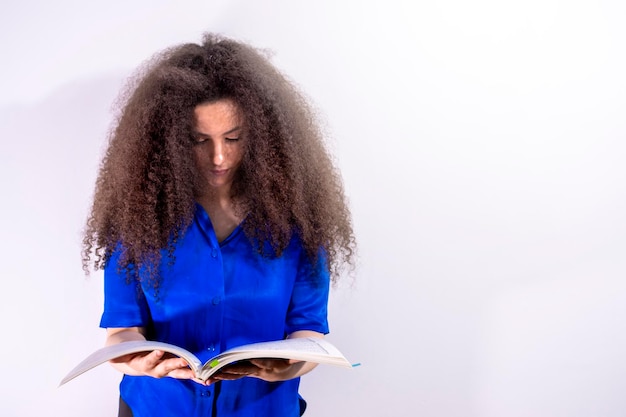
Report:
224,337,343,356
198,337,352,379
59,340,203,386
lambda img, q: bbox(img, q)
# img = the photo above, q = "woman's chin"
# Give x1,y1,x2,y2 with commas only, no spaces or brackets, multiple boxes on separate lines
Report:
205,178,233,192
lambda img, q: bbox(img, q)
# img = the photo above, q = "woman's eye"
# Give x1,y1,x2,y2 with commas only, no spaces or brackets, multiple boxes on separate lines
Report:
193,137,208,144
225,137,240,142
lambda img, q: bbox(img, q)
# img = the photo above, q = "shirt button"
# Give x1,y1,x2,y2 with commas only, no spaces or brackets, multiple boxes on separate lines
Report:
211,248,218,258
212,297,221,305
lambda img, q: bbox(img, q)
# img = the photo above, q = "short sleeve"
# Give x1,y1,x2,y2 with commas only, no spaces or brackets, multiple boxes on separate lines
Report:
99,250,152,329
285,249,331,335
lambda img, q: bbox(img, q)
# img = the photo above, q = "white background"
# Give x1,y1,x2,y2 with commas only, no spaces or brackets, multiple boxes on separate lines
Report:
1,1,625,416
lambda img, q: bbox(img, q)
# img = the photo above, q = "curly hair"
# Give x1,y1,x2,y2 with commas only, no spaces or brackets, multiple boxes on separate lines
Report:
82,33,356,285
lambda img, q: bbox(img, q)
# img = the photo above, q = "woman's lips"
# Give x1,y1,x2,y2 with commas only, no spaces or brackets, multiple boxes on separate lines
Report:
210,168,229,176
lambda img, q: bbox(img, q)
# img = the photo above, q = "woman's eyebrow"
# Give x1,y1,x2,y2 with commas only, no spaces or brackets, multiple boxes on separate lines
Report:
223,126,242,136
194,126,242,137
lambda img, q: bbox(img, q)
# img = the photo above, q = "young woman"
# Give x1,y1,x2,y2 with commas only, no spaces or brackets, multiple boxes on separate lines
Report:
82,33,356,417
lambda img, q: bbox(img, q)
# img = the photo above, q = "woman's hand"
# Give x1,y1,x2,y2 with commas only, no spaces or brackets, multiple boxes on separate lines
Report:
206,330,324,384
105,327,203,384
206,359,306,384
109,349,196,380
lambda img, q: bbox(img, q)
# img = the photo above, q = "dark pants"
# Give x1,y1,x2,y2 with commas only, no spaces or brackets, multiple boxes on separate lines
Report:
118,397,133,417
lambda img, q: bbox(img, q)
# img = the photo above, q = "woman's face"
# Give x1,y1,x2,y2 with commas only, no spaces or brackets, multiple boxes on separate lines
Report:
192,99,245,194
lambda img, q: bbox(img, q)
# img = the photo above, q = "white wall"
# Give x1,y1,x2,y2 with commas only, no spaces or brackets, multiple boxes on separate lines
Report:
2,1,625,416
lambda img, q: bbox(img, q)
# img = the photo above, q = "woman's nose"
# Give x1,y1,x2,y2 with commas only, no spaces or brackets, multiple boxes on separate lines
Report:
212,142,224,165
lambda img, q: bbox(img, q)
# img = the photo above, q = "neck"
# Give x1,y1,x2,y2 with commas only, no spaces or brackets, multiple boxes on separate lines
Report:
197,184,231,206
196,190,244,242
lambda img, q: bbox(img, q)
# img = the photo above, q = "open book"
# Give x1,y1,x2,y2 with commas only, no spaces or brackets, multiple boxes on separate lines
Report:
60,337,353,386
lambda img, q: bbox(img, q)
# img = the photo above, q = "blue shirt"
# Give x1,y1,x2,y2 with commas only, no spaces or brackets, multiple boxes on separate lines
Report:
100,204,330,417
